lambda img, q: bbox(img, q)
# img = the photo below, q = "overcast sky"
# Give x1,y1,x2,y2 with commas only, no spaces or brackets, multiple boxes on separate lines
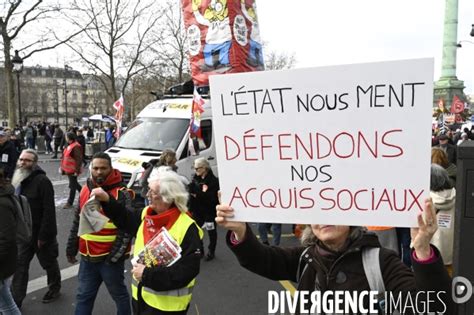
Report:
257,0,474,95
20,0,474,96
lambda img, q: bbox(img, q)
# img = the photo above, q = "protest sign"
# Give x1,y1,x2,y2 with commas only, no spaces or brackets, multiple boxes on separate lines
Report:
210,59,433,227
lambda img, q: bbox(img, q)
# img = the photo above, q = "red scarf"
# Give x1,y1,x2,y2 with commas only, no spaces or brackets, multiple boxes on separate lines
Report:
143,207,181,243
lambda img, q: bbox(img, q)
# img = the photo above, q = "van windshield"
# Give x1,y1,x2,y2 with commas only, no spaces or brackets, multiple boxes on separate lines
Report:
114,117,189,151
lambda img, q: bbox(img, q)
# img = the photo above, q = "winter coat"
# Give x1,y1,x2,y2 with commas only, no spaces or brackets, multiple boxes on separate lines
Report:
430,187,456,265
25,126,34,139
0,184,18,280
188,170,219,223
227,226,453,314
0,140,19,179
19,166,57,241
436,143,457,165
66,173,133,264
53,127,64,145
45,126,52,141
76,135,86,158
445,163,457,186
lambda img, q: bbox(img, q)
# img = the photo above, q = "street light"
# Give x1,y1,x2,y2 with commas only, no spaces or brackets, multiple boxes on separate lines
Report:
64,65,71,127
11,50,23,126
456,40,474,48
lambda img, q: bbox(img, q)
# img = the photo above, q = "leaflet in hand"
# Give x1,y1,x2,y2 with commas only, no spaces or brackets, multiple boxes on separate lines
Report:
132,227,182,267
78,196,109,236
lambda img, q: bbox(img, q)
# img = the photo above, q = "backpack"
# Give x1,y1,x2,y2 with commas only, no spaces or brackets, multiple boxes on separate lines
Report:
297,247,400,315
11,194,33,244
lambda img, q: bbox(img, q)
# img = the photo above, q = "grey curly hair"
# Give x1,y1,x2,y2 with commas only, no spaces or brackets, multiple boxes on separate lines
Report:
149,167,189,213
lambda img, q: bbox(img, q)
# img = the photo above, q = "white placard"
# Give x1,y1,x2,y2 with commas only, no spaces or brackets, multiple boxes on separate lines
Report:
210,59,433,227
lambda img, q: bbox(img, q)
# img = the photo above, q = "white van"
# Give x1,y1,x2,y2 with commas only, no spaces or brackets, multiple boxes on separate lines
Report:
105,96,217,196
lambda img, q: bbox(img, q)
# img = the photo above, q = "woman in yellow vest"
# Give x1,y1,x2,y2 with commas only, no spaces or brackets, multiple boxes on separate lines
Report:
91,168,203,314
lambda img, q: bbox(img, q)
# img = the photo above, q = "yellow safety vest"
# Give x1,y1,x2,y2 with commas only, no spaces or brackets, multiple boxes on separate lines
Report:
132,209,203,312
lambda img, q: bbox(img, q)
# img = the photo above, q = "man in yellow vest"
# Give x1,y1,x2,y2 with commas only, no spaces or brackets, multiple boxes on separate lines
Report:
92,167,203,314
66,152,134,314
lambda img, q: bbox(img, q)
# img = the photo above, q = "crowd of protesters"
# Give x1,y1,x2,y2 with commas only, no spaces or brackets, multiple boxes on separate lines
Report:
0,118,462,314
0,124,220,314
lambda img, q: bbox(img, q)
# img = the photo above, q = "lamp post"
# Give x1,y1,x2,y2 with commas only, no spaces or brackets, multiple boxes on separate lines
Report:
64,65,71,127
11,50,23,126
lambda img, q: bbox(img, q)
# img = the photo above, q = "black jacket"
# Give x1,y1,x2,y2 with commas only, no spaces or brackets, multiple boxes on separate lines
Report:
20,166,57,241
66,178,133,264
0,140,19,179
436,143,457,165
102,198,202,315
188,170,219,222
0,184,18,280
77,135,86,158
227,226,453,314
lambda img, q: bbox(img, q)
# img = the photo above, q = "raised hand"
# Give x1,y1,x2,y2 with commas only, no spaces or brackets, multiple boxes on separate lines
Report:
410,198,438,260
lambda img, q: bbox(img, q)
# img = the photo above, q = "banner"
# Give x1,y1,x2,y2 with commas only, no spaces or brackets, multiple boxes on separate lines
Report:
210,59,434,227
181,0,264,86
450,95,464,114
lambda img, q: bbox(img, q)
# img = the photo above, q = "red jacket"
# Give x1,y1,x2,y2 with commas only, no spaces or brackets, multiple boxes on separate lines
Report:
61,141,82,175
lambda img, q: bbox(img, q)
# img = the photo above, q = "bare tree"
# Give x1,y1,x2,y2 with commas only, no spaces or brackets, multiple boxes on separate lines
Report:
149,1,190,84
264,50,296,71
0,0,84,127
65,0,165,108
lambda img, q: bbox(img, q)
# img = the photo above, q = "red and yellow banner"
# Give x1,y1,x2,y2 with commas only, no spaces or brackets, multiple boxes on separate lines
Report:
181,0,264,86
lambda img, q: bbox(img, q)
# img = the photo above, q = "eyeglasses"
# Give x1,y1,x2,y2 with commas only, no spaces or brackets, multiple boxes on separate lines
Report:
19,158,34,163
147,190,162,199
194,167,203,171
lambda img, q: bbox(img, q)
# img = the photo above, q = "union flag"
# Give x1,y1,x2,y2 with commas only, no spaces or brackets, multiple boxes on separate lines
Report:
190,88,205,137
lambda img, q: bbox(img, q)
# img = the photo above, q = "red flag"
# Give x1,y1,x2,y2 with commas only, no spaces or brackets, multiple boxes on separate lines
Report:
450,95,464,114
189,88,205,137
113,94,124,139
455,114,464,123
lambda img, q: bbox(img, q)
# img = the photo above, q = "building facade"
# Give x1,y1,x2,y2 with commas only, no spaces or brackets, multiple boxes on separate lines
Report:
0,66,108,127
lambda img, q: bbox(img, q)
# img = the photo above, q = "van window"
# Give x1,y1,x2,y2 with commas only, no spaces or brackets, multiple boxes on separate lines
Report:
114,117,189,151
178,119,212,160
201,119,212,149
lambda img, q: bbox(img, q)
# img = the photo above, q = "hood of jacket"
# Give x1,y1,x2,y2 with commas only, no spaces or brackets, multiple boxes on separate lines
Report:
0,139,14,151
0,183,15,197
21,165,46,185
303,226,380,252
430,188,456,212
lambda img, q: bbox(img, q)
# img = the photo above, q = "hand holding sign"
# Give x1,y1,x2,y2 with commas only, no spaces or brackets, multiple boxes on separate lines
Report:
210,58,434,228
216,204,246,241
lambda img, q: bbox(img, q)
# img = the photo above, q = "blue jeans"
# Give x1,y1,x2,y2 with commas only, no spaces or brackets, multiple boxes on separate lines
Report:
258,223,282,246
396,228,412,268
0,277,21,315
75,259,131,315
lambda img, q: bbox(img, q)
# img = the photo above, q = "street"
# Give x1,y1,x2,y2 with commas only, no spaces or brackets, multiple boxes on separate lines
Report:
18,155,299,315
